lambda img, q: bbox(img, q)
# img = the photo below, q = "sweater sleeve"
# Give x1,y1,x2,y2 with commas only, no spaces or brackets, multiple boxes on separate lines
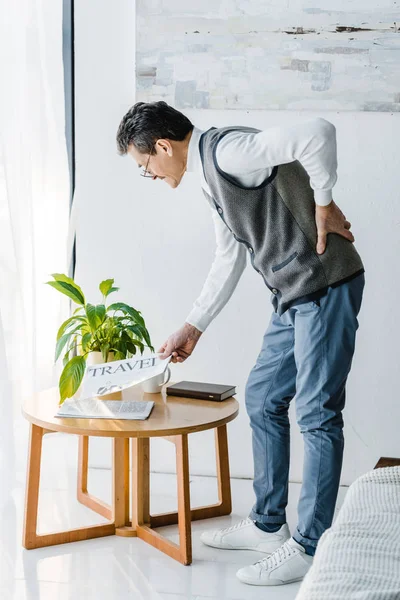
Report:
185,204,247,332
216,118,338,206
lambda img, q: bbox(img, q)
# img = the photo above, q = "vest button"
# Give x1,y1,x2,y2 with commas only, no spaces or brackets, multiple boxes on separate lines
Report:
272,288,278,295
217,207,223,214
248,247,254,253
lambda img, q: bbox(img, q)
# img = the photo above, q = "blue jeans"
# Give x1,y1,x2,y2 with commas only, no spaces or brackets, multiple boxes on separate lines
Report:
245,273,365,550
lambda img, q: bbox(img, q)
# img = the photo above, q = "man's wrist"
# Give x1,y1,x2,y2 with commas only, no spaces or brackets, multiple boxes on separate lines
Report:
184,322,203,337
316,199,334,210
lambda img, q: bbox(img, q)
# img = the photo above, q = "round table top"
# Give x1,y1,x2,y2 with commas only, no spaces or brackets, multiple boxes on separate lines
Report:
22,383,239,438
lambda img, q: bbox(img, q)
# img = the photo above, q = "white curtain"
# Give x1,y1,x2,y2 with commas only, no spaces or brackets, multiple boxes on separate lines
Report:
0,0,71,490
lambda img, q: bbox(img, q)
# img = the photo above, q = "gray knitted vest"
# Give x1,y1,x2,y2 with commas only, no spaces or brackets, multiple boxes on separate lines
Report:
199,126,364,315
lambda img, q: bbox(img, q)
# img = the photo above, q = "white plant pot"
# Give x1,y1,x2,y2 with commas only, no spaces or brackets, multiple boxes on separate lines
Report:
86,351,122,400
86,350,116,365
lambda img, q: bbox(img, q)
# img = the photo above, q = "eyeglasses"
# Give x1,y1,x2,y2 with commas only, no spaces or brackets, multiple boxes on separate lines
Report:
139,143,156,178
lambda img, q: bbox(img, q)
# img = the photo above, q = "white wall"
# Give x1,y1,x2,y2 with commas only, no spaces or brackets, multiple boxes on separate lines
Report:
74,1,400,486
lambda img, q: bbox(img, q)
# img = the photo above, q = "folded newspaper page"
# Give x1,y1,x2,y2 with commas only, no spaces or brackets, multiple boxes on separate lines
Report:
54,352,171,419
55,398,155,420
80,352,171,400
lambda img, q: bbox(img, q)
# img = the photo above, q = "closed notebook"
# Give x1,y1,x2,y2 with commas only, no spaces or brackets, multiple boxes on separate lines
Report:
166,380,236,402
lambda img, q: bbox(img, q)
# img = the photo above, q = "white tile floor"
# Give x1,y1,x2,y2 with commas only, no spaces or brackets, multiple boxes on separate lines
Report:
0,432,348,600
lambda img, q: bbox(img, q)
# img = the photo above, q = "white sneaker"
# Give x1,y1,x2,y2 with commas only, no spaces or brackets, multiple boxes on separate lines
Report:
236,537,313,586
200,518,291,553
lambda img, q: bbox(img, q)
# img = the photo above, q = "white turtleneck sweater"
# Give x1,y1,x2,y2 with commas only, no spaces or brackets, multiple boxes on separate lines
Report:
184,118,338,332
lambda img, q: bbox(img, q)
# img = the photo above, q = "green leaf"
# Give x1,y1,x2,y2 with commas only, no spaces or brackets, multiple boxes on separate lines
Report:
107,302,145,326
59,355,86,404
51,274,85,299
85,303,96,330
48,274,85,305
99,279,114,297
85,304,99,331
101,343,110,362
56,316,86,341
127,341,141,354
55,325,85,362
122,324,153,352
63,351,71,367
55,334,71,363
131,322,152,349
96,304,106,323
47,281,85,305
85,303,107,331
111,339,126,354
134,339,145,352
63,334,78,361
81,332,92,352
108,287,119,295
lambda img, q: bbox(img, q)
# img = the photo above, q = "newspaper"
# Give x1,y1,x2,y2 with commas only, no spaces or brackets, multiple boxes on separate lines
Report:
55,352,171,420
79,351,171,400
56,398,155,420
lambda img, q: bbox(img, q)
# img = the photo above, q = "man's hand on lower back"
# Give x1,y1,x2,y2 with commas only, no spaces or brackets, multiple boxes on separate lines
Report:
157,322,203,363
315,200,355,255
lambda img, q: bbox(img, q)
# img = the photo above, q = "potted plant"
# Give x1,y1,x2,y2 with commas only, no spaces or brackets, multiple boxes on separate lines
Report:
46,274,154,404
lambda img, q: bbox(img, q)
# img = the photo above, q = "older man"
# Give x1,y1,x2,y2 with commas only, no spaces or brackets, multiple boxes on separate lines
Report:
116,101,365,586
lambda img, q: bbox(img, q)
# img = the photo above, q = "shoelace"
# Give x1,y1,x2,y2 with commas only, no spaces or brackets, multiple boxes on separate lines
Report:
220,517,253,534
256,540,297,570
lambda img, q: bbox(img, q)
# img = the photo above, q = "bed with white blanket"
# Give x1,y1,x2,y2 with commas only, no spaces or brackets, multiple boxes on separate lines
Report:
295,466,400,599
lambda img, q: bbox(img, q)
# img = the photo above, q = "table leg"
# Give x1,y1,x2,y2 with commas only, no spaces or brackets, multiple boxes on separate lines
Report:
151,424,232,527
113,438,129,527
77,436,112,520
132,437,150,527
23,424,43,549
133,435,193,565
176,433,192,565
215,424,232,515
114,438,135,536
23,424,114,549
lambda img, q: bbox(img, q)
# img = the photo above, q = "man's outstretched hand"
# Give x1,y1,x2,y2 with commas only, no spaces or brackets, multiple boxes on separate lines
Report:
157,322,203,364
315,200,355,255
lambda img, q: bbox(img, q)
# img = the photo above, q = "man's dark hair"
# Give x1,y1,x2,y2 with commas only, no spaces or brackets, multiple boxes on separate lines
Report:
116,101,194,156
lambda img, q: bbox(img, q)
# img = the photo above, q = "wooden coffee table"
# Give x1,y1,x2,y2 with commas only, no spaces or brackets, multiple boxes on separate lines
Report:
22,383,239,565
